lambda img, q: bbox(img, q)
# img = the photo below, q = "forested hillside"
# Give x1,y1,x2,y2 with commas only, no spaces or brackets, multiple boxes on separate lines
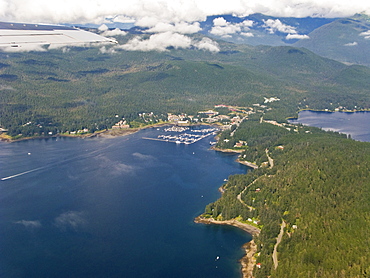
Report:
1,36,370,138
201,118,370,277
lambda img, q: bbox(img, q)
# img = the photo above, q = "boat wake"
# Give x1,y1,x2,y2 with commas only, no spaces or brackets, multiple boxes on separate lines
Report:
1,138,125,181
1,166,46,181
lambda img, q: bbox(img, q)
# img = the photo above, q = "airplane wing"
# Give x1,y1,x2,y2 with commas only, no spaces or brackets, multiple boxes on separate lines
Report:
0,22,116,49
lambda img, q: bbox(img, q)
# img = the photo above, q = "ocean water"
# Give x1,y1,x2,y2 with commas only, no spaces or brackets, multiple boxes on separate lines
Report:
289,110,370,142
0,127,252,278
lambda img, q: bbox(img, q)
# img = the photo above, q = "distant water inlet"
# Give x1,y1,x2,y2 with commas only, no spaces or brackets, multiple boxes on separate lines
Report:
289,110,370,142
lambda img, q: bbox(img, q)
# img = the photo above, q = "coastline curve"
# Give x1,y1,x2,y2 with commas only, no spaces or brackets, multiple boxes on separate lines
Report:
194,216,260,278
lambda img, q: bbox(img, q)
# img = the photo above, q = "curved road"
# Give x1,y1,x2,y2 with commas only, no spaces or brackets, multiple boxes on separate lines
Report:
273,220,286,269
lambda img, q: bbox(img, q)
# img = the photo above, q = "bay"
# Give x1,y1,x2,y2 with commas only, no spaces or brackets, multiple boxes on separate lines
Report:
0,126,251,278
289,110,370,142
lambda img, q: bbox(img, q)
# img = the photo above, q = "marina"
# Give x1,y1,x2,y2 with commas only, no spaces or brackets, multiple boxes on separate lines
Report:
142,127,219,145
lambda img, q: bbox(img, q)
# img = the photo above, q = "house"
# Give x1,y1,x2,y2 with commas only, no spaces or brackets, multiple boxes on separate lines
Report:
112,120,129,129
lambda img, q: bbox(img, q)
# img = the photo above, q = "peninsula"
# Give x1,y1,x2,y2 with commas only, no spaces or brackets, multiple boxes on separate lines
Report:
197,115,370,277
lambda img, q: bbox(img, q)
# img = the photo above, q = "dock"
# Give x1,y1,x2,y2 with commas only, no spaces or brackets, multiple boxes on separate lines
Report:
142,127,218,145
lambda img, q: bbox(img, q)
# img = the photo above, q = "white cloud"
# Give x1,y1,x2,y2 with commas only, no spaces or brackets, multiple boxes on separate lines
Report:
241,20,254,28
14,220,42,228
360,30,370,39
117,32,219,52
1,0,370,53
0,0,370,27
146,22,201,34
241,32,254,37
210,17,254,38
213,17,228,27
286,33,310,40
263,19,296,34
119,32,192,52
263,19,310,40
47,42,109,51
194,37,220,52
99,45,116,54
111,15,135,23
54,211,86,230
344,41,358,46
98,24,126,37
210,25,241,37
102,28,127,37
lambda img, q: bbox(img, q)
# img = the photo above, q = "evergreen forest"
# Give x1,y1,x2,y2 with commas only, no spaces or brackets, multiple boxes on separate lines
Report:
1,35,370,138
202,118,370,277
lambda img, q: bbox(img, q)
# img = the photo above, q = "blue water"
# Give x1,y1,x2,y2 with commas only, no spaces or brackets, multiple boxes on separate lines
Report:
289,110,370,142
0,127,252,278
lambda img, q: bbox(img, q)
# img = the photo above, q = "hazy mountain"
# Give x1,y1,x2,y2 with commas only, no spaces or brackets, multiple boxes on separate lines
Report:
200,13,336,46
80,12,370,68
294,14,370,67
198,13,370,67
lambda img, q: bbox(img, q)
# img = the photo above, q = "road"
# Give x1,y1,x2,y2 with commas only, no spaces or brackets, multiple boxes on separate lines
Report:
273,220,286,269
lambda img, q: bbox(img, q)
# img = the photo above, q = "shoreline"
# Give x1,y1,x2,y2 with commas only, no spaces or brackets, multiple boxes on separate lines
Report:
236,158,258,169
194,216,260,278
202,144,260,277
0,123,171,143
211,146,244,153
0,126,149,143
211,146,258,169
0,122,220,143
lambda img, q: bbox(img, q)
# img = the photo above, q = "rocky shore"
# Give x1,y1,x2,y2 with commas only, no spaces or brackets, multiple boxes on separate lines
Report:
240,240,258,278
211,146,258,169
194,216,260,278
235,159,258,169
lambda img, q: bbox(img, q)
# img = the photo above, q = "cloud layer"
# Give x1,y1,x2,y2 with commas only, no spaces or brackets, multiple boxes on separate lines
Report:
263,19,310,40
210,17,254,38
1,0,369,52
1,0,369,26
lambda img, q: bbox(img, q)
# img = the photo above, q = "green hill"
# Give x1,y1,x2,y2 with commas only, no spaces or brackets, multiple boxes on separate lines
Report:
1,39,370,137
201,119,370,277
